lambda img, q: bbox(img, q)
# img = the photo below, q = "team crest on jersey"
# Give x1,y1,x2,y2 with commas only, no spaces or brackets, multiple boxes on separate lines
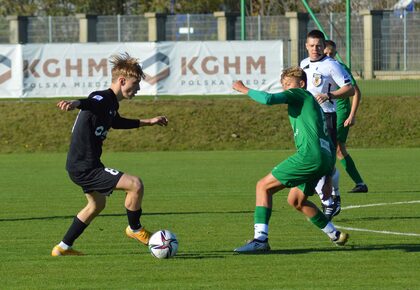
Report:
312,73,322,87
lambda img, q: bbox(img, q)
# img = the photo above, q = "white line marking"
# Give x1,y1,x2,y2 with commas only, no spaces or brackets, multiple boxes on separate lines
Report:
335,226,420,237
337,200,420,237
341,200,420,210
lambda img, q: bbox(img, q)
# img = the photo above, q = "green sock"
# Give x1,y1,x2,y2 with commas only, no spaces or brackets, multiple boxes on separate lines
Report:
309,210,329,229
340,154,364,184
254,206,272,224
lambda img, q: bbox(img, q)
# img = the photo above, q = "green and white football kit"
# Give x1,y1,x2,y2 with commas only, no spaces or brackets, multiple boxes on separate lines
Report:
248,88,335,195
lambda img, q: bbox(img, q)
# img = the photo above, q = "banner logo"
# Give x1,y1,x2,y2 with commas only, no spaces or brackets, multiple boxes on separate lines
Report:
142,52,170,85
0,55,12,85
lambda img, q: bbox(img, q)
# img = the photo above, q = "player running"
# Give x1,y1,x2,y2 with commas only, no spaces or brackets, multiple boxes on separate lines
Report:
51,52,168,256
233,66,349,253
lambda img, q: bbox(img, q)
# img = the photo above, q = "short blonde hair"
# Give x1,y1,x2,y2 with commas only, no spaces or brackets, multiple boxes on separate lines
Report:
281,66,307,84
110,52,145,82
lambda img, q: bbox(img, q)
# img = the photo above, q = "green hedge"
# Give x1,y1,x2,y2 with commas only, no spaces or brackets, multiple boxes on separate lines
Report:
0,96,419,153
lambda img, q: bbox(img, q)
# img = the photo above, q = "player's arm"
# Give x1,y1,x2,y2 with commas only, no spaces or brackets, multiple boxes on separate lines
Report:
112,113,168,129
232,80,288,105
56,100,81,111
344,83,361,127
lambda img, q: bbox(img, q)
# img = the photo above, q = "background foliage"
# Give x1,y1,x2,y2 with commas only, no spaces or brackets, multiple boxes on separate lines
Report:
1,94,419,153
0,0,414,17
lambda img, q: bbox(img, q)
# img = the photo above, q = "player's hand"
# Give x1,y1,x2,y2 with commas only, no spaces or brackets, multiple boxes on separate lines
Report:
344,115,356,127
232,81,249,94
150,116,168,126
315,93,329,104
57,100,79,111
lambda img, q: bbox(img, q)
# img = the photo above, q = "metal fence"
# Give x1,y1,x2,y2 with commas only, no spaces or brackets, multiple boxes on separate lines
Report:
165,14,217,41
27,16,79,43
0,17,10,43
96,15,148,42
1,12,420,73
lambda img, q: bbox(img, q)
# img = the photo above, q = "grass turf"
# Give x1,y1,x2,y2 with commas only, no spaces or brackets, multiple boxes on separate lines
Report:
0,149,420,289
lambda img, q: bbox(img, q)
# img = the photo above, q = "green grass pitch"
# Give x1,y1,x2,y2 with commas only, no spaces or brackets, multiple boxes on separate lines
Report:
1,149,419,289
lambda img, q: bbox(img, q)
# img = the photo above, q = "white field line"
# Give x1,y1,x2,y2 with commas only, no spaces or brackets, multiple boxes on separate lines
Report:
335,226,420,237
336,200,420,237
341,200,420,210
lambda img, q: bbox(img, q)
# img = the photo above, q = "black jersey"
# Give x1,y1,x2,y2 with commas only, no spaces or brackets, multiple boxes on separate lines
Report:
66,89,140,173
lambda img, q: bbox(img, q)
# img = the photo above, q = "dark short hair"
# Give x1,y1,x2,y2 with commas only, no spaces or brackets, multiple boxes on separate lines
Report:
307,29,326,41
325,39,336,49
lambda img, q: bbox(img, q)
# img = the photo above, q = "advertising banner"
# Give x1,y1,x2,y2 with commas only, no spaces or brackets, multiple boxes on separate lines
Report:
0,45,23,98
0,41,283,98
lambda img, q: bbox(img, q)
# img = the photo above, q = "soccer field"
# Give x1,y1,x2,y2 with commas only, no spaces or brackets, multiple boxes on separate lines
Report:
1,149,419,289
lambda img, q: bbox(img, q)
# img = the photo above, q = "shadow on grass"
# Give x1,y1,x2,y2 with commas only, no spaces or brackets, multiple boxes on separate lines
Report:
233,244,420,255
0,210,254,222
165,243,420,259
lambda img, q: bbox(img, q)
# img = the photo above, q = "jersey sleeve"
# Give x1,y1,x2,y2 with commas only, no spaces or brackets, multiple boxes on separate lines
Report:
112,112,140,129
248,89,288,105
330,61,352,88
77,94,106,113
339,62,357,86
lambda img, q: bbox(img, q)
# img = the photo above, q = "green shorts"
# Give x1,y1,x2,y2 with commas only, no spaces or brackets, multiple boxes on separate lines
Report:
271,151,334,196
336,102,351,143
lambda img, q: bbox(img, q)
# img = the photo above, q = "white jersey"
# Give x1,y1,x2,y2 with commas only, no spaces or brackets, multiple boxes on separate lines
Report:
300,55,352,113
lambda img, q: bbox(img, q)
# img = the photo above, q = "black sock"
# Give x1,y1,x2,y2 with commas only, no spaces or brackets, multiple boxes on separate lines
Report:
126,208,142,231
62,216,88,247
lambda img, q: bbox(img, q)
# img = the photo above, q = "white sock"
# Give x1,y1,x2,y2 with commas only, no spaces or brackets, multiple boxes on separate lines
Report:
254,223,269,241
321,222,338,240
59,241,71,250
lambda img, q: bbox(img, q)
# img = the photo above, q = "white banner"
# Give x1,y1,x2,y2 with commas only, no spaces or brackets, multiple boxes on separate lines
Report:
0,41,283,98
0,45,23,98
157,41,283,95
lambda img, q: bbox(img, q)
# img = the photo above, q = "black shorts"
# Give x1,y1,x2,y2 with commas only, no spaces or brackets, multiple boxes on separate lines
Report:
324,112,337,148
68,167,124,196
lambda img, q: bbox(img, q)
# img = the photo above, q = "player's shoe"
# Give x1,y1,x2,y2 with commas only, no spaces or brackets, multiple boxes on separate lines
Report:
322,196,341,221
348,184,368,193
234,239,270,253
125,226,151,245
331,231,349,246
51,245,83,256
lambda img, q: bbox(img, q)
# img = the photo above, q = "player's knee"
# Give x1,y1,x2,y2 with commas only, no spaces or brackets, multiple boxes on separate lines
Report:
131,177,144,196
256,179,268,193
287,196,302,210
86,201,106,216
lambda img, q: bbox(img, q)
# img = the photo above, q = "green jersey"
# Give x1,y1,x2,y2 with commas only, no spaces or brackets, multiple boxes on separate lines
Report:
336,62,356,112
248,88,333,159
248,87,335,195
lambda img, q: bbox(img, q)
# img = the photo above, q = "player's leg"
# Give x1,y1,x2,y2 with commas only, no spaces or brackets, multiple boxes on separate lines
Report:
287,187,348,246
337,141,368,193
52,192,106,256
116,173,151,245
234,173,285,253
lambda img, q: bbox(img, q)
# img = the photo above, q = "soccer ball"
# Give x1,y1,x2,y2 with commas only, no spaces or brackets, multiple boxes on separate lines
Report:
148,230,178,259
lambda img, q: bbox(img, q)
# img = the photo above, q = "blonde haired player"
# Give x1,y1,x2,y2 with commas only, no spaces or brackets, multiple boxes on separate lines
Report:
52,52,168,256
233,67,348,253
